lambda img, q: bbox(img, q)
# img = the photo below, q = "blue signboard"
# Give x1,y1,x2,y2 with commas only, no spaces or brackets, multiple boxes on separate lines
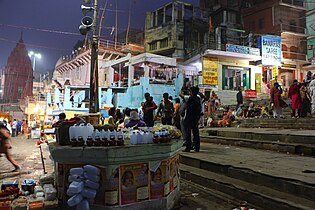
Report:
257,35,282,66
226,44,260,56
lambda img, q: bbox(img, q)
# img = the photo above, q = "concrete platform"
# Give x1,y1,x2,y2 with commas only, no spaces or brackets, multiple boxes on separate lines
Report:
240,118,315,129
180,142,315,210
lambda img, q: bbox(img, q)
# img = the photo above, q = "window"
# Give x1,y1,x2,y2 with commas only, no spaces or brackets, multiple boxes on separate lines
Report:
160,38,168,48
149,42,157,51
258,18,265,29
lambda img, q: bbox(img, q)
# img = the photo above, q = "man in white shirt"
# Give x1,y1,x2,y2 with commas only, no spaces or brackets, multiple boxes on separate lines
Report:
12,119,17,137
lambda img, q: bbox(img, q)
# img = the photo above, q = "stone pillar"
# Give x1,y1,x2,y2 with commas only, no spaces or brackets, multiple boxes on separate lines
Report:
144,64,150,78
106,88,113,105
63,85,71,109
108,67,114,87
128,65,135,87
99,67,105,87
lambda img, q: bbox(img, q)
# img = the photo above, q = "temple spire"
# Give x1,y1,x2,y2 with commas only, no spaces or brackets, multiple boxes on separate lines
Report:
19,31,24,43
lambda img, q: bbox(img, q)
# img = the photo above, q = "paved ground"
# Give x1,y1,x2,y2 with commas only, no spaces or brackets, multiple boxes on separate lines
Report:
0,134,54,184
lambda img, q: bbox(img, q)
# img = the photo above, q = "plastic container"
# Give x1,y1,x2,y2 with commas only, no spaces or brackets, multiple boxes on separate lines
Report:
84,173,100,183
83,165,100,176
67,194,83,207
109,130,116,140
76,199,90,210
81,188,97,199
130,131,138,145
68,181,84,194
69,167,84,176
84,180,99,190
43,184,57,201
66,188,76,197
147,131,154,143
68,175,84,182
137,131,143,144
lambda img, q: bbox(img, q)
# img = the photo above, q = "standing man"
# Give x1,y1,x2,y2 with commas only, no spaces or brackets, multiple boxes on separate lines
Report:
236,87,243,111
142,93,157,127
11,119,17,137
183,86,202,152
157,93,174,125
0,122,21,172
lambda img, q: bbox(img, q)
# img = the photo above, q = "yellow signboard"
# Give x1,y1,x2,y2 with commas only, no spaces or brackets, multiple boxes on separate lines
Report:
272,66,278,80
202,57,218,85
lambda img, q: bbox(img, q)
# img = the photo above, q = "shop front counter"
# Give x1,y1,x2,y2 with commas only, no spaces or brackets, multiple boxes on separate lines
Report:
49,139,182,210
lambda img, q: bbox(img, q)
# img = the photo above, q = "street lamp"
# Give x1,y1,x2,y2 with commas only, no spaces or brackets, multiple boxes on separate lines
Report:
28,51,42,71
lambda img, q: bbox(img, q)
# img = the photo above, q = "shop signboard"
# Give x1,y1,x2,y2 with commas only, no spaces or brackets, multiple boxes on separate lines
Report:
226,44,260,56
202,57,218,85
244,90,257,98
272,66,278,80
119,163,149,205
257,35,282,67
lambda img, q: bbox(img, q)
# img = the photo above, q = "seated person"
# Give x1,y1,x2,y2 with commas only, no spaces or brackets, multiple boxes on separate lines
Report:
125,110,146,128
218,107,233,126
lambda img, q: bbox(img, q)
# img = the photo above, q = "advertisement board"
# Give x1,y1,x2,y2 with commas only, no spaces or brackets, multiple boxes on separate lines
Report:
119,163,149,205
149,160,169,200
257,35,282,67
202,57,218,85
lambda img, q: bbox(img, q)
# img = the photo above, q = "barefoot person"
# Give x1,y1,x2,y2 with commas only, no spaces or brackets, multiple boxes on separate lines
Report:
0,122,21,172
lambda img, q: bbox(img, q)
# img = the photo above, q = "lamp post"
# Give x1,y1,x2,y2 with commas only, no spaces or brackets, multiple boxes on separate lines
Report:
28,51,41,71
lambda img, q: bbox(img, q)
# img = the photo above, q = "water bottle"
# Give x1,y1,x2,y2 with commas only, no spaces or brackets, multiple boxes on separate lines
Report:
85,180,99,190
117,129,124,140
93,129,101,140
100,129,106,139
109,130,117,140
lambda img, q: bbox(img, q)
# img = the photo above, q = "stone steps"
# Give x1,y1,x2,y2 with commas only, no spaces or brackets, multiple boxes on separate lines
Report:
239,118,315,129
180,142,315,210
200,135,315,157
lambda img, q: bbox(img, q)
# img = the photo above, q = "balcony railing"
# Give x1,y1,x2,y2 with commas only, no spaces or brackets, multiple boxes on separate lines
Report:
280,0,304,8
276,23,306,35
282,50,307,61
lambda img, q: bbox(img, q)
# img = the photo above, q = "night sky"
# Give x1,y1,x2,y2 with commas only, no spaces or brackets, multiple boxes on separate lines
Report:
0,0,199,72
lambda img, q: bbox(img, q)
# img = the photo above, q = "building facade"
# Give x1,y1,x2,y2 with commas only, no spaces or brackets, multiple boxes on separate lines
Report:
243,0,307,89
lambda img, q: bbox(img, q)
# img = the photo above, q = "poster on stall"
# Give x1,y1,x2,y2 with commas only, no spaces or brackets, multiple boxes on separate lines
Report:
105,165,119,206
272,66,278,80
149,160,169,199
169,154,180,193
119,163,149,205
202,57,218,85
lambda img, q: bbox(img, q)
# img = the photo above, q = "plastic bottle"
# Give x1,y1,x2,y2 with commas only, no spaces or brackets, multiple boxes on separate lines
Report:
68,174,84,182
142,132,148,144
130,131,138,145
70,168,84,176
137,131,143,144
81,188,97,199
69,124,78,140
116,129,124,140
76,199,90,210
109,130,116,140
93,129,101,140
83,165,100,176
147,131,154,143
100,129,106,139
67,194,83,207
68,181,84,194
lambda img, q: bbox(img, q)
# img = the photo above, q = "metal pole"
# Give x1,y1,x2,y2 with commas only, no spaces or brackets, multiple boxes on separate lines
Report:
89,0,99,113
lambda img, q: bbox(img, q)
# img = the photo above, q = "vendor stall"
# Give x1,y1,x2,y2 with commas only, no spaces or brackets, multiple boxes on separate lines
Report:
49,123,182,210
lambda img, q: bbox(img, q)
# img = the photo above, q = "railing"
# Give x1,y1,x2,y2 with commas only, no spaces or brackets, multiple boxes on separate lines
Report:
282,50,307,61
277,23,306,35
280,0,304,8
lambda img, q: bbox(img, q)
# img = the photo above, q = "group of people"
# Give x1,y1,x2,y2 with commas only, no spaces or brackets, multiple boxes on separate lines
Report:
271,71,315,118
103,86,204,152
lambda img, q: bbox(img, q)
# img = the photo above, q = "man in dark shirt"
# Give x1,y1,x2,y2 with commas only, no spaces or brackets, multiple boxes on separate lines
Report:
142,93,157,127
183,86,202,152
157,93,174,125
236,87,243,111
